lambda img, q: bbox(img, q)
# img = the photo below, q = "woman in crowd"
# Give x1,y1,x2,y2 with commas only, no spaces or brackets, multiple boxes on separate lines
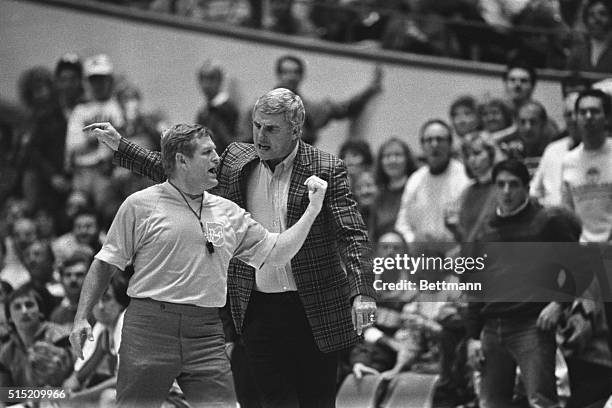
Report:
446,132,497,243
478,98,516,144
449,95,480,142
373,137,418,240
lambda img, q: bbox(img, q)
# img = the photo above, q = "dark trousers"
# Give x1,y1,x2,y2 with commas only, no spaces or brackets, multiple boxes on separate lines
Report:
566,359,612,408
242,291,338,408
117,298,236,408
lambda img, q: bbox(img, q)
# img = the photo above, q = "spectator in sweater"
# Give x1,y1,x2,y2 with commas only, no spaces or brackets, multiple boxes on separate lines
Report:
466,159,580,408
395,119,469,254
447,131,497,243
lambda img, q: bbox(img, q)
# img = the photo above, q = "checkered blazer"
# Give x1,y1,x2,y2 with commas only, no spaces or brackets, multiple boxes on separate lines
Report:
114,139,376,352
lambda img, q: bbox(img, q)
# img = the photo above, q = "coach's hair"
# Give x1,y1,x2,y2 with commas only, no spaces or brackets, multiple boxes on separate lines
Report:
252,88,305,138
161,124,212,177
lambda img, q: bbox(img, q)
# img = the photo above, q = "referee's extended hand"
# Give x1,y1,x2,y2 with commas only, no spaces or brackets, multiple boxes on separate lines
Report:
83,122,121,152
70,318,94,360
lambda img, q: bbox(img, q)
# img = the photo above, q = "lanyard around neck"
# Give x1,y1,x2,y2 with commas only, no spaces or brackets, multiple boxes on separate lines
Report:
168,181,214,254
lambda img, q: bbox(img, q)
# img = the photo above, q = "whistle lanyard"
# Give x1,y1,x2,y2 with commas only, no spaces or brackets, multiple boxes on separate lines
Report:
168,181,215,255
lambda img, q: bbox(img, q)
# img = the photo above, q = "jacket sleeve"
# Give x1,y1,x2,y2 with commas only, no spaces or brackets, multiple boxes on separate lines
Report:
329,158,376,301
113,138,166,183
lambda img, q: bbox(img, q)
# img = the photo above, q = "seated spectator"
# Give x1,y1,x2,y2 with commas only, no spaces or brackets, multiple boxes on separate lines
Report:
504,61,537,111
348,230,412,382
54,53,86,120
558,278,612,407
446,132,497,243
53,209,103,267
0,105,22,210
1,217,38,289
511,3,568,69
266,0,318,37
116,82,164,152
56,189,95,235
0,281,13,346
449,95,480,142
478,97,516,143
560,71,591,100
530,92,581,207
50,251,92,331
498,100,555,175
22,240,63,319
395,119,470,253
567,0,612,73
194,60,238,156
35,207,58,243
373,137,417,240
382,0,454,56
351,253,463,383
63,274,129,407
0,284,73,389
338,139,374,182
353,170,379,239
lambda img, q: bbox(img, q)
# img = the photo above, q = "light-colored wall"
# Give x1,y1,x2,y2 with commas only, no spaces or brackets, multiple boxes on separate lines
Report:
0,0,566,156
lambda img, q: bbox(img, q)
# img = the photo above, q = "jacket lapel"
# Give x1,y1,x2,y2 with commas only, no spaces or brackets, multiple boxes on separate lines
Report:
227,146,258,209
287,141,312,226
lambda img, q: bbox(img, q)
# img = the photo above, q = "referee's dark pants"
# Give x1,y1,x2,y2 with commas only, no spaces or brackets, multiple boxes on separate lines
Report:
117,298,236,408
242,291,338,408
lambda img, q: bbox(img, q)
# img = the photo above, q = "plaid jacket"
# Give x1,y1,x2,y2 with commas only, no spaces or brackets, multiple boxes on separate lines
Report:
114,139,376,352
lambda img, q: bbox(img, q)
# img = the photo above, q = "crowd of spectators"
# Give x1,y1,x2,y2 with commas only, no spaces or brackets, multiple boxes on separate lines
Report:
1,41,612,407
93,0,612,72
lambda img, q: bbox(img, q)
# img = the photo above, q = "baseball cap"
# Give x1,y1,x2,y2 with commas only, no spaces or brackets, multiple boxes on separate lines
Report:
83,54,113,77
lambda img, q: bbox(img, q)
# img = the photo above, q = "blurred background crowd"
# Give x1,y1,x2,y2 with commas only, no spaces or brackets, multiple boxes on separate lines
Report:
98,0,612,71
